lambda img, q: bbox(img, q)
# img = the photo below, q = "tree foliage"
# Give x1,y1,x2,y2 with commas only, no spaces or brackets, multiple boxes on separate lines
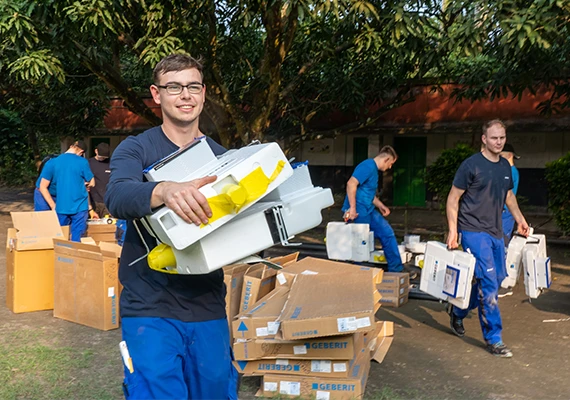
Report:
1,0,569,151
545,152,570,236
425,144,476,212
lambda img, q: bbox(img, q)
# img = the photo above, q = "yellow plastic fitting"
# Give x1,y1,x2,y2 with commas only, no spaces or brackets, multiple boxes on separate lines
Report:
147,243,178,274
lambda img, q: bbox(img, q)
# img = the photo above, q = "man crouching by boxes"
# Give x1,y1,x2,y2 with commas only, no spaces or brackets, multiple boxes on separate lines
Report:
446,119,529,358
105,54,238,400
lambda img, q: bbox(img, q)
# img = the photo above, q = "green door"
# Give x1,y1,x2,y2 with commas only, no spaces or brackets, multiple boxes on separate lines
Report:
393,137,426,206
353,137,368,166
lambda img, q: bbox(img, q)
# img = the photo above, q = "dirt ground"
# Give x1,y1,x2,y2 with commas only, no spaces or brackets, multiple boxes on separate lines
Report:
2,188,570,399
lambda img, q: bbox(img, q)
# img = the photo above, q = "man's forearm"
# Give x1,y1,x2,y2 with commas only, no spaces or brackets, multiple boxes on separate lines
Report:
446,197,459,233
372,197,384,209
506,193,525,225
39,187,55,210
347,184,357,209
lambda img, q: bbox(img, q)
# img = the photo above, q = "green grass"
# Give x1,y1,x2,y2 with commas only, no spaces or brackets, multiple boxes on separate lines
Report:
0,330,122,400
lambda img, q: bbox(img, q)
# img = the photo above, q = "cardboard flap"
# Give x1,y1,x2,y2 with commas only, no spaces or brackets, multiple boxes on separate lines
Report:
279,271,375,321
238,286,290,319
371,336,393,363
11,211,64,250
98,241,123,258
53,239,105,261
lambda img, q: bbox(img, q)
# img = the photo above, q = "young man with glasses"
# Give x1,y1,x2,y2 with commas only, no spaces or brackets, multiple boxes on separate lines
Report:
105,54,237,400
39,140,95,241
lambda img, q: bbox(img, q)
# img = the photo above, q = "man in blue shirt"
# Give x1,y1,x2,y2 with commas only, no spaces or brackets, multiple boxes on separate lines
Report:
39,140,95,241
500,143,520,244
446,120,529,358
342,146,404,273
105,54,237,400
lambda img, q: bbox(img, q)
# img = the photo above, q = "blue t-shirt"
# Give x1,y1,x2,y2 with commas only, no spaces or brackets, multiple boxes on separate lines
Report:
43,153,94,214
342,158,378,217
36,159,57,197
453,152,513,239
503,165,519,212
105,126,227,322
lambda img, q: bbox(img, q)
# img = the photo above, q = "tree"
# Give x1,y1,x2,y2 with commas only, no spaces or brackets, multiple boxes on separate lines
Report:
2,0,568,150
0,0,451,148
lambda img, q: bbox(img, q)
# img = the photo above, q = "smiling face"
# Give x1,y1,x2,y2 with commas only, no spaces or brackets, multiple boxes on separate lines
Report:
150,68,206,128
482,123,506,156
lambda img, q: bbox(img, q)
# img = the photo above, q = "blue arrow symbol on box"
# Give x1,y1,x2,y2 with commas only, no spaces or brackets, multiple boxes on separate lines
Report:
238,321,248,332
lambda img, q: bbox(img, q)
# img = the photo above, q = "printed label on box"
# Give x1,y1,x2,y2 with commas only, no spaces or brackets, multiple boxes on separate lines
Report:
311,360,332,373
293,345,308,355
276,273,287,285
108,287,115,297
264,382,278,392
333,362,347,372
276,359,289,366
316,391,331,400
256,327,269,337
337,317,357,332
267,321,280,335
301,270,318,275
280,381,301,396
356,317,371,329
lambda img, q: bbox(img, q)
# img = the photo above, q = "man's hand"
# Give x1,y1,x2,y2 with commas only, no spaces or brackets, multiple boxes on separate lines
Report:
158,176,217,226
516,220,531,237
378,203,391,217
89,210,100,219
344,207,358,222
446,230,459,250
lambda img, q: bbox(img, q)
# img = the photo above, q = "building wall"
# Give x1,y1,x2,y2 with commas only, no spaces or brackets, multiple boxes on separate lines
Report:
298,130,570,207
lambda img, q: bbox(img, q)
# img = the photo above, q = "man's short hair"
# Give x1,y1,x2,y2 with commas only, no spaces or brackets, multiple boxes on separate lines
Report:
96,142,110,157
153,54,204,84
378,145,397,160
482,119,506,135
73,140,87,152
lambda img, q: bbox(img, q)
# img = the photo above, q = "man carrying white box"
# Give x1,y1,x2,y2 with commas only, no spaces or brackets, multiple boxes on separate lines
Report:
106,54,237,400
446,119,530,358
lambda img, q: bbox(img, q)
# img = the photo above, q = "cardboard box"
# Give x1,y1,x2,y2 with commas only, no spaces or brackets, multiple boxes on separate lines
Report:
239,264,277,313
259,350,370,400
223,263,250,335
233,332,364,361
282,257,383,282
236,357,356,379
86,223,117,243
377,272,409,297
6,211,65,313
378,293,408,308
237,321,394,377
278,272,376,340
233,286,290,340
53,239,120,330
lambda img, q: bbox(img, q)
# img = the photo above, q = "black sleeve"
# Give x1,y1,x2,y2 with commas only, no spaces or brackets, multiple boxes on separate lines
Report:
105,137,160,220
452,158,472,190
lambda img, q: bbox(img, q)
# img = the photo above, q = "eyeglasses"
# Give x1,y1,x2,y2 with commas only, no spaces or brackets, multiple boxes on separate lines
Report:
157,83,204,95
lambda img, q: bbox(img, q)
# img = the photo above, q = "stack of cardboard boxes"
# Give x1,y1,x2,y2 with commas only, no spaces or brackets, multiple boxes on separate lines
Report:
376,272,410,308
227,257,394,399
6,211,122,331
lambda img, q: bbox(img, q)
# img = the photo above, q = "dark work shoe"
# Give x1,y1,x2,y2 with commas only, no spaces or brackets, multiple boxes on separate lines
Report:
498,287,513,298
486,342,513,358
446,303,465,337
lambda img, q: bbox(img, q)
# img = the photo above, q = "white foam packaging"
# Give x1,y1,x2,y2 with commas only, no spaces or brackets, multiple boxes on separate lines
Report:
325,223,372,262
522,234,551,299
143,138,293,250
419,241,476,309
162,163,334,274
501,235,528,289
